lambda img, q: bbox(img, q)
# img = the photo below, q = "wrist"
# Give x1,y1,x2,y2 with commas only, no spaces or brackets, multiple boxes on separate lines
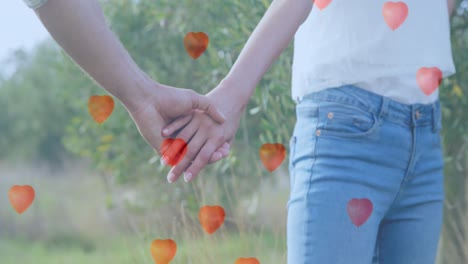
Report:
117,72,159,114
217,76,254,110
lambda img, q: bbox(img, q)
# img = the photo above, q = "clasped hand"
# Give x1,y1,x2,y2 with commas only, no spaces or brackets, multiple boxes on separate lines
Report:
160,84,245,183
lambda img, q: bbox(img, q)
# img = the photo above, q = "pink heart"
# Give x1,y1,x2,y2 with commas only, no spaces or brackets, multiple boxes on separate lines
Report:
382,2,409,30
416,67,443,96
314,0,332,10
347,198,373,227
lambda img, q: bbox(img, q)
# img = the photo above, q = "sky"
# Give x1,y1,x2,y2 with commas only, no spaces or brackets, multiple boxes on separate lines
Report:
0,1,49,66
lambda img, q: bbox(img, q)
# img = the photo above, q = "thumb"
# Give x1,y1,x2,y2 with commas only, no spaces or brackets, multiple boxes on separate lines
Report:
190,91,226,123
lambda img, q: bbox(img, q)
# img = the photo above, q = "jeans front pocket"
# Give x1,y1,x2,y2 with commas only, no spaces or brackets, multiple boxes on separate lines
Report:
317,101,379,139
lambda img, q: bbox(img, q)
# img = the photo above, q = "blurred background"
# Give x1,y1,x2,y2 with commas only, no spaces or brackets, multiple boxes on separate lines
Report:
0,0,466,263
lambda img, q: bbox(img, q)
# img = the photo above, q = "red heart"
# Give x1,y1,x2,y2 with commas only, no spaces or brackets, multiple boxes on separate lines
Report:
382,2,408,31
347,198,373,227
235,257,260,264
417,67,443,96
199,205,226,234
314,0,333,10
259,143,286,172
184,32,209,59
150,239,177,264
9,185,35,214
160,138,188,167
88,95,115,124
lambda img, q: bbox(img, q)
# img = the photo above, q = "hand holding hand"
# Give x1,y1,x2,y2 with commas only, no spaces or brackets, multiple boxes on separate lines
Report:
126,81,228,159
161,83,247,182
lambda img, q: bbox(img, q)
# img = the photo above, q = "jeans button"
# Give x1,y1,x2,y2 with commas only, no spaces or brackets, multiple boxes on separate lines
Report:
316,130,321,136
328,112,334,119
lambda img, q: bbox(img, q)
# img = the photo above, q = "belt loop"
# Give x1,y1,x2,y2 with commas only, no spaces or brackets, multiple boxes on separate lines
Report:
378,97,389,122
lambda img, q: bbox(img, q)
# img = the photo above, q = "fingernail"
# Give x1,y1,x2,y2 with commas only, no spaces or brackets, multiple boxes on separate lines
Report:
167,173,175,183
160,156,167,166
184,172,192,182
213,152,222,161
163,128,169,135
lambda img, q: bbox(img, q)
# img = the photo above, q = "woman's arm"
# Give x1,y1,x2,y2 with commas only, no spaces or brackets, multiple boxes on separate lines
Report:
161,0,314,182
217,0,313,109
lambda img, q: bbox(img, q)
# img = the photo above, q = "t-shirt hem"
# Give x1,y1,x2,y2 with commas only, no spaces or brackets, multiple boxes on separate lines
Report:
291,64,456,103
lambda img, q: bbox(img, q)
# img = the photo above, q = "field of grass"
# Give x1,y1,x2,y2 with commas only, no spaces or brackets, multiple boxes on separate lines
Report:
0,160,289,264
0,231,286,264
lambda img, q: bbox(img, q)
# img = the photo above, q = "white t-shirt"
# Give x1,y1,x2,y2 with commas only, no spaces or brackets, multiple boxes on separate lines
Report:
291,0,456,105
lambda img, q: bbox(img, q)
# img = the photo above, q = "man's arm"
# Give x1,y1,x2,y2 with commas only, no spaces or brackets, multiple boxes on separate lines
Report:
23,0,230,161
32,0,154,112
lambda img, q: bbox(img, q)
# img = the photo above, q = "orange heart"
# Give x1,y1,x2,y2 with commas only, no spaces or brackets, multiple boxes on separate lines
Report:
160,138,188,167
259,143,286,172
184,32,209,59
382,2,408,31
417,67,443,96
88,95,115,124
8,185,35,214
235,257,260,264
150,239,177,264
199,205,225,234
314,0,332,10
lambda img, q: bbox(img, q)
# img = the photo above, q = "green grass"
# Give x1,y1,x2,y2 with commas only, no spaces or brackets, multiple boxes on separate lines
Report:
0,231,286,264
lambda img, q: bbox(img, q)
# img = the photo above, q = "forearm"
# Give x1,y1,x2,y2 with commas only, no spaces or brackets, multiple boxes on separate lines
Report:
219,0,313,108
34,0,152,112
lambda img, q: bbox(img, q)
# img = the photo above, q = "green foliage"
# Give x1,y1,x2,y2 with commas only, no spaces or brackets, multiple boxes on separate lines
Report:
0,42,76,166
438,1,468,262
0,1,467,261
45,233,95,253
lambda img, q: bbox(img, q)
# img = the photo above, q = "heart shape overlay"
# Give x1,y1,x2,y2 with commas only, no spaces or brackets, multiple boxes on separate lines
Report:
235,257,260,264
9,185,35,214
417,67,443,96
259,143,286,172
160,138,188,167
88,95,115,124
150,239,177,264
382,2,409,31
184,32,209,59
314,0,333,10
347,198,373,227
199,205,226,234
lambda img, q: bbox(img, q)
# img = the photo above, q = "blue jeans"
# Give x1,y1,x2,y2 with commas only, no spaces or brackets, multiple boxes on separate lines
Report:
287,85,444,264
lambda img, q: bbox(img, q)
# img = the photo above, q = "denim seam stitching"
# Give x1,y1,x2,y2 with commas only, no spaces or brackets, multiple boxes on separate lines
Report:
383,129,416,221
302,104,320,262
404,108,418,182
379,224,384,264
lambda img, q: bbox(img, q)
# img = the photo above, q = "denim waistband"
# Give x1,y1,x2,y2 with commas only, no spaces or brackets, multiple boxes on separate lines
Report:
297,85,442,133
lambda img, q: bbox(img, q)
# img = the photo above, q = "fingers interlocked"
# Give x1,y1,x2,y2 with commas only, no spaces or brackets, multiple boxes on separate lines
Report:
163,110,230,183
